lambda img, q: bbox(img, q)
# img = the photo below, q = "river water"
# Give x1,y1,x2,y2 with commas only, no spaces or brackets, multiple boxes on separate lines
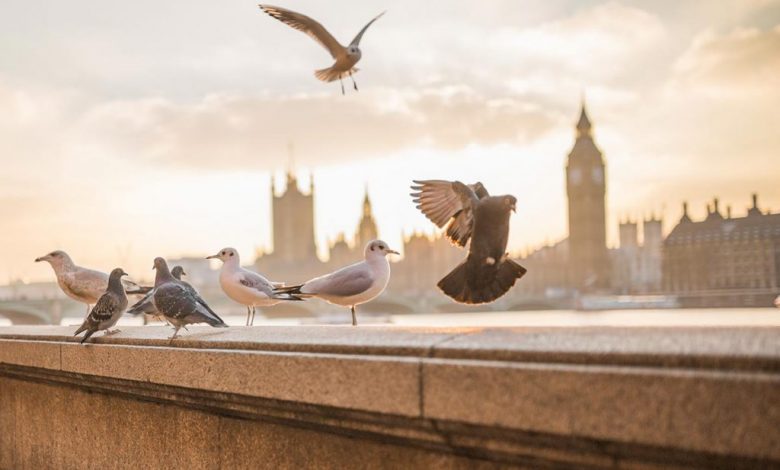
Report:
2,308,778,328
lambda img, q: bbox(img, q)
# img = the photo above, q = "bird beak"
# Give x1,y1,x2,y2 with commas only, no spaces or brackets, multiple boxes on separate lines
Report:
34,257,43,262
387,249,400,255
511,203,517,213
206,254,218,260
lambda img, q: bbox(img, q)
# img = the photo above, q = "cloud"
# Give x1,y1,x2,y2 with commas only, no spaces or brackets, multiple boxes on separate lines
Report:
76,87,557,169
673,25,780,95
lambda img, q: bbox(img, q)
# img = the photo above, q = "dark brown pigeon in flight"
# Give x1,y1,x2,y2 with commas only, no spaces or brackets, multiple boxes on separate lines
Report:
411,180,527,304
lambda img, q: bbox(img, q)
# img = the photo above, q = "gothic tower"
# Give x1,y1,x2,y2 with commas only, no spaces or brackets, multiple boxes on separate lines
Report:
566,101,609,290
271,170,318,263
355,187,378,249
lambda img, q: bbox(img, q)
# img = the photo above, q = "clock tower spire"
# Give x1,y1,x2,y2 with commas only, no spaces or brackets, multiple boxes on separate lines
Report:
566,99,609,290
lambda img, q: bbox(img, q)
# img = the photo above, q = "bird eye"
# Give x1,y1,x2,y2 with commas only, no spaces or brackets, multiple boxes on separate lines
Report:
221,251,225,255
229,252,234,257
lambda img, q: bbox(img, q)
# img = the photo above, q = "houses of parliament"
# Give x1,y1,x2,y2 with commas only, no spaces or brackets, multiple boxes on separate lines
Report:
253,101,780,309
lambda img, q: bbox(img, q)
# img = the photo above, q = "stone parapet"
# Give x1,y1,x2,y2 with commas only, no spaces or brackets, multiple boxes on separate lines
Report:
0,325,778,469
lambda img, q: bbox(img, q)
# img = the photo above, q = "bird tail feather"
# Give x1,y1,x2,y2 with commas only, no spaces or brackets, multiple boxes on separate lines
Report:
273,285,311,300
314,66,358,83
80,329,95,344
73,322,88,337
438,258,527,305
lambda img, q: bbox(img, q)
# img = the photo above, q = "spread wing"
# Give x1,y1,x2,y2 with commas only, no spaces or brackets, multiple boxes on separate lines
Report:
259,5,344,59
304,264,374,297
349,11,385,47
410,180,486,247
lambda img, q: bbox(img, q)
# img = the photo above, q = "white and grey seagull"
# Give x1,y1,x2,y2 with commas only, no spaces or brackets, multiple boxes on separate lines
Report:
274,240,398,326
207,247,302,326
35,250,150,317
259,4,385,95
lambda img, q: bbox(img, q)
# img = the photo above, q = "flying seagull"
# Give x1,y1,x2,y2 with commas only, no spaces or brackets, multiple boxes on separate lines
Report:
127,265,190,325
207,247,301,326
73,268,129,344
275,240,398,325
151,257,228,340
35,250,150,317
258,4,385,95
410,180,527,304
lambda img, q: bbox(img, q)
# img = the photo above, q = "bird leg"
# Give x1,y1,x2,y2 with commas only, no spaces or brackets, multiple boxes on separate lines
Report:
349,71,358,91
340,76,345,95
250,306,256,326
351,306,358,326
168,326,181,341
246,306,251,326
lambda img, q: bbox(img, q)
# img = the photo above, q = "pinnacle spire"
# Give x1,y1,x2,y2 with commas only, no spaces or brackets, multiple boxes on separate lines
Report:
577,98,592,136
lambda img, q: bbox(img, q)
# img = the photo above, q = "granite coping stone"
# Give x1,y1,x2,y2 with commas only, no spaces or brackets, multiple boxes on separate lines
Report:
0,325,778,370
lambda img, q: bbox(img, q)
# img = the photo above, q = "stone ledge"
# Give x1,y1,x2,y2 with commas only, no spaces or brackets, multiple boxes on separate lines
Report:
1,325,779,468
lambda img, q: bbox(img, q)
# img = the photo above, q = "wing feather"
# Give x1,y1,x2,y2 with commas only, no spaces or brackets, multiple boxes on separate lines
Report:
410,179,484,247
259,5,344,59
349,11,386,47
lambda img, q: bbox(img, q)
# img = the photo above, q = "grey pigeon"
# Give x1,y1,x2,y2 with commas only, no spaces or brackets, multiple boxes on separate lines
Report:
35,250,151,317
259,4,385,95
151,257,227,339
73,268,130,344
411,180,527,304
127,265,191,324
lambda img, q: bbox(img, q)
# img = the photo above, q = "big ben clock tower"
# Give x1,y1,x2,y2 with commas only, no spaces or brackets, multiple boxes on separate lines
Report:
566,101,609,290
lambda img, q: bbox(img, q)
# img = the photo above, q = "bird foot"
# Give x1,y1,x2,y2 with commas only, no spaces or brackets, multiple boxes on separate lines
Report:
485,257,496,266
104,328,121,336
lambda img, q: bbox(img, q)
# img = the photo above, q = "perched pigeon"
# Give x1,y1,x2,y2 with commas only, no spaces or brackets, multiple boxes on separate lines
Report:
207,247,301,326
259,4,385,95
73,268,129,344
411,180,527,304
275,240,398,325
35,250,151,316
151,257,227,339
127,265,190,325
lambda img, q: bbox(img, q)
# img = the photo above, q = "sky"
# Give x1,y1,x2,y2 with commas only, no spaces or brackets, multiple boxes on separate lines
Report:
1,0,779,282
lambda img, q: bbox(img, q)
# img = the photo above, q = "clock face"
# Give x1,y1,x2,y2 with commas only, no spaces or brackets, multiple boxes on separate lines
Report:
592,167,603,184
570,168,582,185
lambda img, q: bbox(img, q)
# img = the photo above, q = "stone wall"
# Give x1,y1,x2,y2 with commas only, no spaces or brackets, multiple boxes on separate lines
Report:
1,326,779,469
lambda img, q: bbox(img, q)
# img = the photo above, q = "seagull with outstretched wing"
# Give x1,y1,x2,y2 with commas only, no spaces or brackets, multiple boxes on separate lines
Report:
259,4,385,95
411,180,527,305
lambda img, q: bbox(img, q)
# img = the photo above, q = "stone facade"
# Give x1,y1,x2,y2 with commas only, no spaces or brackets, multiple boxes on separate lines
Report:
663,195,780,294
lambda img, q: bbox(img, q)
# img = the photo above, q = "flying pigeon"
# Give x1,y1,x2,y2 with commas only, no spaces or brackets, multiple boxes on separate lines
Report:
410,180,527,304
207,247,301,326
151,257,228,339
274,240,398,325
35,250,151,317
73,268,129,344
259,4,385,95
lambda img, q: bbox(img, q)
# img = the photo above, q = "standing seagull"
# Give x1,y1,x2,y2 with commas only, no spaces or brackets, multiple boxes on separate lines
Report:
411,180,527,304
207,247,301,326
259,4,385,95
275,240,398,326
151,257,227,340
73,268,129,344
35,250,150,317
